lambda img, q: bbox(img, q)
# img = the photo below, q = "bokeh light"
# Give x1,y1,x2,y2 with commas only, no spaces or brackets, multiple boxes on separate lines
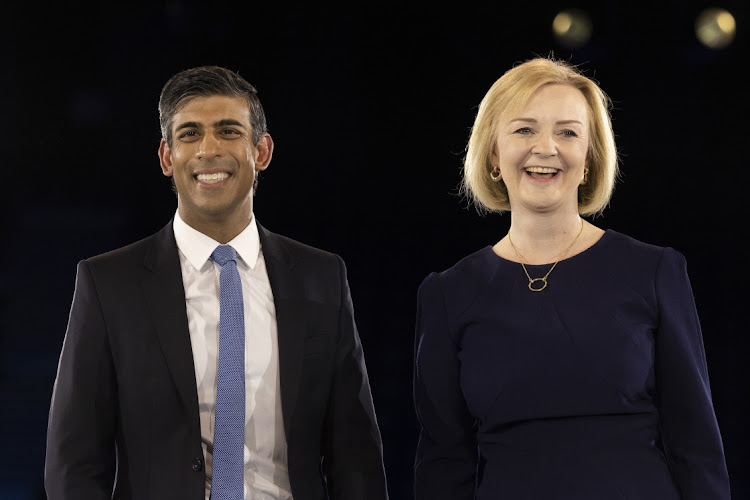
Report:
553,9,593,49
695,7,736,49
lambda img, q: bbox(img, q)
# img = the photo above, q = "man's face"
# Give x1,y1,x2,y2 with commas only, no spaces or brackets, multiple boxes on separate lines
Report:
158,95,272,229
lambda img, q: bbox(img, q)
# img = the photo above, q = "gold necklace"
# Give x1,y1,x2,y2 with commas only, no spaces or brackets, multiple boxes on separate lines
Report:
507,220,584,292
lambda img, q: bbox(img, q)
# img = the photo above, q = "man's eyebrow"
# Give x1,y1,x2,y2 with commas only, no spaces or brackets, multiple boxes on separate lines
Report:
174,121,200,133
174,119,247,133
214,119,247,128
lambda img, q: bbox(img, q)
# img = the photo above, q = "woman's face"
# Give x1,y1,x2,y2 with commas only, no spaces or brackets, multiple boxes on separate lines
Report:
491,84,589,216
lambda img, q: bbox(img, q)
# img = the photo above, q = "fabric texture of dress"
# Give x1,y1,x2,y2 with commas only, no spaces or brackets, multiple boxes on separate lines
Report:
413,230,730,500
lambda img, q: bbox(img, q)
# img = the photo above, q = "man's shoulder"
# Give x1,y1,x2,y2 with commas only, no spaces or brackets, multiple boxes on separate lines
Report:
85,221,174,270
259,225,342,266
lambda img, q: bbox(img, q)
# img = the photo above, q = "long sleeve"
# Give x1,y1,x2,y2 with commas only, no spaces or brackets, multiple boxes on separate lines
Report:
45,260,117,499
413,272,478,500
321,256,389,500
654,248,731,499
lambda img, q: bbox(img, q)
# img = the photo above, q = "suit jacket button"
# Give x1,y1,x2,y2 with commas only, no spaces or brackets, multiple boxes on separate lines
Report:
192,457,203,472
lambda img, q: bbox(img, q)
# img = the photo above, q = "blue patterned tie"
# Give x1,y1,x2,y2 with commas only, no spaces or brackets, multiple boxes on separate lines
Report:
211,245,245,499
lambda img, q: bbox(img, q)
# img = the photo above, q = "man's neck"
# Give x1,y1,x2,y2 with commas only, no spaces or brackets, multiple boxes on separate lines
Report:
177,209,252,244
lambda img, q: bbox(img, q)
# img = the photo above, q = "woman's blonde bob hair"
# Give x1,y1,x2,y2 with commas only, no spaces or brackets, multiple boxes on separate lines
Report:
462,57,619,216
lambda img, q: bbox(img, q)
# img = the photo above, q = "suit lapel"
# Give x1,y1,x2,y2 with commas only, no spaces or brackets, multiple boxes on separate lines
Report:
258,223,306,436
136,220,305,438
140,220,201,432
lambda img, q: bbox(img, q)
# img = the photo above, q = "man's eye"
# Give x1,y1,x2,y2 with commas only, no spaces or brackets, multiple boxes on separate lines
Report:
179,130,198,139
221,129,240,136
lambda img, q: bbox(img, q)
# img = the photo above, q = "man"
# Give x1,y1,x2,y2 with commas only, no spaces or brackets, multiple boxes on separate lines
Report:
45,66,389,500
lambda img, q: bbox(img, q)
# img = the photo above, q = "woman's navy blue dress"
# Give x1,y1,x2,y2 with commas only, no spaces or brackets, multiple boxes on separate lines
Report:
414,230,730,499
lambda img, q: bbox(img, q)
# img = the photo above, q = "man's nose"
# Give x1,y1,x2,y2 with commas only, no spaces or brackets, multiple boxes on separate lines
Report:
196,133,222,159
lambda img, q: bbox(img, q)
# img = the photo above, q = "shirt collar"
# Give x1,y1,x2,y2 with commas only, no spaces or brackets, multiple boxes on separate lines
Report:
173,210,260,271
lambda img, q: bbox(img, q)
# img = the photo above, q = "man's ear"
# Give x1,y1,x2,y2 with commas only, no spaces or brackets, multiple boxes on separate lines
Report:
254,133,274,172
158,139,174,177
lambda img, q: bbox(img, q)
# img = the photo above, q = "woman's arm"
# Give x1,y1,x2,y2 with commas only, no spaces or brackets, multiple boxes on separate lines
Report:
413,272,478,500
654,248,731,499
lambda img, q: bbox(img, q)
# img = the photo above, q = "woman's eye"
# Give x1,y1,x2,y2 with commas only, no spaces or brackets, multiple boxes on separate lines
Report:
562,130,578,137
514,127,532,134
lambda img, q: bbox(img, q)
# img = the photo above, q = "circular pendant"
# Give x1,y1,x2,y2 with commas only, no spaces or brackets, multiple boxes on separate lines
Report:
528,278,548,292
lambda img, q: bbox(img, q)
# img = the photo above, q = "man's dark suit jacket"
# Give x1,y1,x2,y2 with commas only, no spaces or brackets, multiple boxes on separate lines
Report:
45,219,388,500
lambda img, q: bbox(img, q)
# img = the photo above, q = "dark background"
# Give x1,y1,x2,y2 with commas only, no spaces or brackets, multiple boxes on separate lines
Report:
2,2,748,499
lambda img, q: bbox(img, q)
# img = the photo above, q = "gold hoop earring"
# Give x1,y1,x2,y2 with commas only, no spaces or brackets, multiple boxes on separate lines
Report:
490,166,502,182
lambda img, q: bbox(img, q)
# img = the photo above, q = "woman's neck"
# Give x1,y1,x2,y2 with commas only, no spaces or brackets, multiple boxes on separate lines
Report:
506,211,585,264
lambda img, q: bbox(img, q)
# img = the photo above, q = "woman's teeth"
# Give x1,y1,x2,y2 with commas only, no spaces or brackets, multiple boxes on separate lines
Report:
525,167,558,174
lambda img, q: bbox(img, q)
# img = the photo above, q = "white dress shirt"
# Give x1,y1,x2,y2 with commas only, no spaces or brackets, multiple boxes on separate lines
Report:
173,211,293,500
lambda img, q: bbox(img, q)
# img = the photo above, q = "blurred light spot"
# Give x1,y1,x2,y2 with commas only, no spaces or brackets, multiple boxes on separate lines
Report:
695,7,736,49
553,9,592,49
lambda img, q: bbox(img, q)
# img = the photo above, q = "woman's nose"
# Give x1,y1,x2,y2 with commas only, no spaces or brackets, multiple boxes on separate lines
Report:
531,132,557,156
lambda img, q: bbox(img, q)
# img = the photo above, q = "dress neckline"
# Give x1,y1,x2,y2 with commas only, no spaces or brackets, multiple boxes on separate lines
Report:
487,229,613,268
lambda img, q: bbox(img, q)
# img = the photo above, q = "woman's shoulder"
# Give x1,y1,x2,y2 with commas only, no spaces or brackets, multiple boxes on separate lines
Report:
417,246,498,313
601,229,682,259
597,230,688,279
432,246,497,282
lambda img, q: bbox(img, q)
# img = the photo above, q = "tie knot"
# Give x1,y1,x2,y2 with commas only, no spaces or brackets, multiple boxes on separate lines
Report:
211,245,237,267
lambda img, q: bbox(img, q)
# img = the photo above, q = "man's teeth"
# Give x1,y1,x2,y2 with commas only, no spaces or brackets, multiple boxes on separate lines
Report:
196,172,229,183
525,167,558,174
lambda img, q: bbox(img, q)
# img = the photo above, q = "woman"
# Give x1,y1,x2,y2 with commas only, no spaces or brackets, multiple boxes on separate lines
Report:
413,57,730,499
